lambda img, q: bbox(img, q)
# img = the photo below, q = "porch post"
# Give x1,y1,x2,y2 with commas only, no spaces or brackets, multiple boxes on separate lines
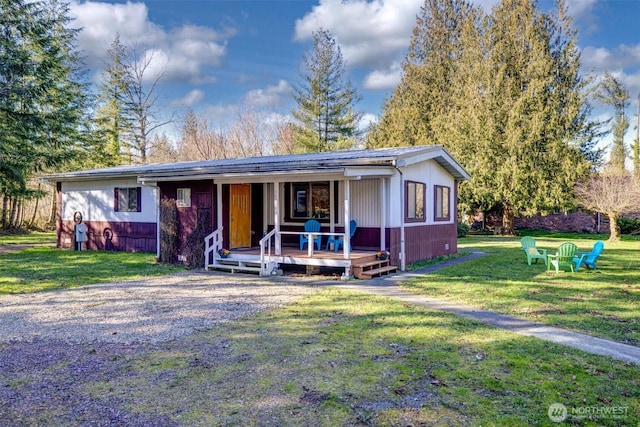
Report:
380,177,386,251
274,181,281,255
343,179,350,259
216,181,223,230
263,183,268,236
329,180,335,234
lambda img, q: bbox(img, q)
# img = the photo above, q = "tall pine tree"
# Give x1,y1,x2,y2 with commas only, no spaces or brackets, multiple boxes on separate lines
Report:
94,34,132,166
369,0,593,234
596,72,629,172
291,29,362,152
0,0,87,228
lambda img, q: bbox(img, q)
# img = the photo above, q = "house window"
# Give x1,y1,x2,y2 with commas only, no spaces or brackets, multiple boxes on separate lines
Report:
435,185,450,221
405,181,425,222
291,182,330,219
176,188,191,208
114,187,141,212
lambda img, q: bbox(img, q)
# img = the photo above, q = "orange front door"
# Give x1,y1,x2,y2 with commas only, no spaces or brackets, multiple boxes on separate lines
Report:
229,184,251,248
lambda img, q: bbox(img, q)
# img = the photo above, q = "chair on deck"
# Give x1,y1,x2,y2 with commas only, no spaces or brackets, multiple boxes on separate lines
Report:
299,219,322,251
520,236,547,266
326,220,357,253
573,240,604,271
547,242,577,273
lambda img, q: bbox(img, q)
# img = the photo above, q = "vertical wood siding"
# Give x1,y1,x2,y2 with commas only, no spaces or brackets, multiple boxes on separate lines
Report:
60,220,157,253
350,179,381,227
388,223,457,266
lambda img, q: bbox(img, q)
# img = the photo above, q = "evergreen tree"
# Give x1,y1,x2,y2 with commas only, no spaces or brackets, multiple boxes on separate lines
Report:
596,72,630,172
94,34,132,166
369,0,593,234
0,0,88,228
634,94,640,179
368,0,479,148
291,28,362,152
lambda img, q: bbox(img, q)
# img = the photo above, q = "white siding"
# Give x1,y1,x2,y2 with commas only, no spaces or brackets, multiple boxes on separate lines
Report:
61,179,157,223
350,179,381,227
388,160,456,226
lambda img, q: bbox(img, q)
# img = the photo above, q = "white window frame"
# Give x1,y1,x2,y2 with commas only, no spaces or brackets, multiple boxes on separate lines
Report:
176,188,191,208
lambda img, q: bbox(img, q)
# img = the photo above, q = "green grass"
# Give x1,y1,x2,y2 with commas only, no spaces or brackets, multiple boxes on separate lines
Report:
402,234,640,344
0,247,184,294
0,230,56,246
75,289,639,426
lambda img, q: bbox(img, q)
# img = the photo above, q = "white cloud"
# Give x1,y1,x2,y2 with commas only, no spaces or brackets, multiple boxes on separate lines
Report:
171,89,205,107
358,113,379,132
566,0,598,21
582,44,640,72
244,80,292,107
294,0,421,71
69,1,234,84
363,62,402,90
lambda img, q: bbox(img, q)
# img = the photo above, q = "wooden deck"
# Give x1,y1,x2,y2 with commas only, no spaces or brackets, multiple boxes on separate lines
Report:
209,246,397,278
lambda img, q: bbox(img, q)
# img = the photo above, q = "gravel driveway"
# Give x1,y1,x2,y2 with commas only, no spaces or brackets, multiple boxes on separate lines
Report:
0,272,323,426
0,271,320,345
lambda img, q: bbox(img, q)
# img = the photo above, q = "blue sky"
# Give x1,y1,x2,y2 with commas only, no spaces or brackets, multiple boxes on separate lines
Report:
69,0,640,143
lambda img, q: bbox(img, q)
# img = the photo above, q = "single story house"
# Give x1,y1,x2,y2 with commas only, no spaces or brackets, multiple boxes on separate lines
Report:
43,145,470,278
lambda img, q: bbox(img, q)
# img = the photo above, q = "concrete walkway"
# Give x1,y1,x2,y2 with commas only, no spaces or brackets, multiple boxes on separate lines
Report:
331,252,640,365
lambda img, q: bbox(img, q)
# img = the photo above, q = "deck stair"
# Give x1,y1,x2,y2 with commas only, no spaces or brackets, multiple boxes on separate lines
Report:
207,254,263,274
352,256,398,279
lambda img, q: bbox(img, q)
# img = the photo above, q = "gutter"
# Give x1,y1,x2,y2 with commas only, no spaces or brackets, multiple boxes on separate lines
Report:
393,160,406,271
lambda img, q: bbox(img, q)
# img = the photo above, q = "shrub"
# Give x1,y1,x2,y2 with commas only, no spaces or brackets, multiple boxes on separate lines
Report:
183,208,212,269
457,222,470,238
159,199,178,263
617,217,640,235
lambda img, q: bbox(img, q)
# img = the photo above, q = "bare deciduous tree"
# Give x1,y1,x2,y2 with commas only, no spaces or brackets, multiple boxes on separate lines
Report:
574,168,640,241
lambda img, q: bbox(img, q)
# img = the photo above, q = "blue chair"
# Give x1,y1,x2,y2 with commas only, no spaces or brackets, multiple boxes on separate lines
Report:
573,240,604,271
299,219,322,251
326,220,357,253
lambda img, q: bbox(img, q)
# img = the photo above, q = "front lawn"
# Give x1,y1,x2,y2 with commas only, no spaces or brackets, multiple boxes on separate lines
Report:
0,247,183,294
0,230,56,246
403,234,640,344
71,289,638,426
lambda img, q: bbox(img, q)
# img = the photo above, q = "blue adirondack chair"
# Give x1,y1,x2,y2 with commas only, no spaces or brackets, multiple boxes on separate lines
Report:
520,236,547,266
299,219,322,251
547,242,577,273
573,240,604,271
326,220,357,253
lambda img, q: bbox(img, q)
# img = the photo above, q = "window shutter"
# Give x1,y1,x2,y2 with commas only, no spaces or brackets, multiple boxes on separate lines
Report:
136,187,142,212
114,188,119,212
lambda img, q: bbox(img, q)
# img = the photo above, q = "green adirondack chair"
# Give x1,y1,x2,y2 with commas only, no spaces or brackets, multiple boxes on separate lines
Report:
547,242,578,273
520,236,547,266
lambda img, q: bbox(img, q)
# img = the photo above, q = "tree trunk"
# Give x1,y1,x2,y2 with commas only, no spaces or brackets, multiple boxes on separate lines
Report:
9,197,17,229
608,212,620,242
29,186,41,229
48,189,57,229
1,193,7,229
502,204,515,235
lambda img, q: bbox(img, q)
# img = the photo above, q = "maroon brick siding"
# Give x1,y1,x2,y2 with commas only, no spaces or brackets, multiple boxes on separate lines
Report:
60,220,157,253
389,223,457,265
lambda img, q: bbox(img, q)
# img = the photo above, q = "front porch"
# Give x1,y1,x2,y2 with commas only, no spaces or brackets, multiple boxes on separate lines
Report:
204,229,397,279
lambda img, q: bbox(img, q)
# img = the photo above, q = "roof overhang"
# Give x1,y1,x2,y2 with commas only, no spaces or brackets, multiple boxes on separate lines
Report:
41,145,470,185
395,146,471,181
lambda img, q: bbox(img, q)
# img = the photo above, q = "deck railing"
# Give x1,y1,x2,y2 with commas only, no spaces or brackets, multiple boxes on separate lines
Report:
205,228,349,275
259,229,278,276
204,227,223,269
